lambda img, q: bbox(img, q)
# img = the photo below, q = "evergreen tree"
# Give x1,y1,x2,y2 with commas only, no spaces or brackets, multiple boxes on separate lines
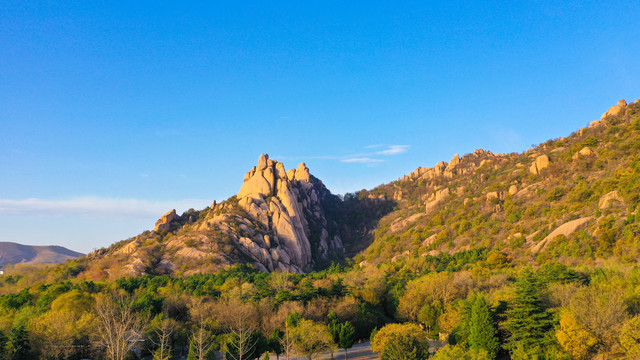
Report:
327,311,341,344
503,270,553,359
186,341,197,360
468,295,499,359
5,324,31,360
0,329,7,357
268,329,284,360
338,322,356,360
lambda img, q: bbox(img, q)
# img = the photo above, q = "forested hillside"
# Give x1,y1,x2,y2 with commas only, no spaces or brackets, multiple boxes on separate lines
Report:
0,99,639,359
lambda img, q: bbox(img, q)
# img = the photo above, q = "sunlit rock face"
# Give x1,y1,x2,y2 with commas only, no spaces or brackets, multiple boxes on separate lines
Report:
232,154,343,272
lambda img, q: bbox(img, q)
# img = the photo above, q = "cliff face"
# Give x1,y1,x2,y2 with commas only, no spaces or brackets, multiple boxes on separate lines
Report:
195,154,343,272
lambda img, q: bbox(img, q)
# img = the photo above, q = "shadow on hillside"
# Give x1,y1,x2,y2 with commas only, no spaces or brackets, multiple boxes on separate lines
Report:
332,193,397,256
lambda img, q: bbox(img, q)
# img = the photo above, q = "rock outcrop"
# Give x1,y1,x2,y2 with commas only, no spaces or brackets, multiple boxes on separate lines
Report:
198,154,343,272
599,191,624,210
425,188,450,214
154,209,178,232
572,147,596,160
601,99,627,119
531,217,592,253
529,155,550,175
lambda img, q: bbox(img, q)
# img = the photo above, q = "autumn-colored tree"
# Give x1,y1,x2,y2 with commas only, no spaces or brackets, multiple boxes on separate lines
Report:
94,290,147,360
371,323,429,360
217,299,259,360
149,313,176,360
619,315,640,358
290,319,334,360
555,311,598,360
431,344,490,360
31,290,96,359
569,284,626,356
188,298,217,360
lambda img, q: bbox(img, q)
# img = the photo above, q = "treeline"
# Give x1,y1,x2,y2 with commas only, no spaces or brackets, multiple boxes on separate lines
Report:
0,258,639,359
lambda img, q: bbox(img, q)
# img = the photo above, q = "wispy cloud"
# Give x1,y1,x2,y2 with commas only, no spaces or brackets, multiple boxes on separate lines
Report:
278,144,410,166
377,145,409,155
341,157,384,164
0,197,211,218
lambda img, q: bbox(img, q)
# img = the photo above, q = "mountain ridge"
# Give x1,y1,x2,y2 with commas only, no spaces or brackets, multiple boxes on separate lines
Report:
0,242,84,267
65,98,640,279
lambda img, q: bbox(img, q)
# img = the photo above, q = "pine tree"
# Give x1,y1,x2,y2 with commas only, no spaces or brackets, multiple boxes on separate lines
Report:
338,322,356,360
5,324,31,360
503,269,553,358
186,341,197,360
468,295,499,359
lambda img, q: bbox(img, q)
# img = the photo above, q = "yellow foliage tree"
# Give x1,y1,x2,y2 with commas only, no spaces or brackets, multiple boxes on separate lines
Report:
31,290,96,359
619,315,640,358
556,311,598,360
371,323,429,360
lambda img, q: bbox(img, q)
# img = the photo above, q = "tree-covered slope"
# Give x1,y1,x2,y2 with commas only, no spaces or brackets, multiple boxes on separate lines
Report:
356,99,640,269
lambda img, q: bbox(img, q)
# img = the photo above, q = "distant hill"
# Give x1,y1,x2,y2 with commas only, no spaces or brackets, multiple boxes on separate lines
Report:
0,242,84,267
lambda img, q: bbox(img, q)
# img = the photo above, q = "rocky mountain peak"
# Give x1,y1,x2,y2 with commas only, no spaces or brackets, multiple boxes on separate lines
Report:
154,209,178,232
232,154,342,272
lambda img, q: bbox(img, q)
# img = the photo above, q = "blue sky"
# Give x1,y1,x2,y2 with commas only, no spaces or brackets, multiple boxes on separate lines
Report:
1,1,639,253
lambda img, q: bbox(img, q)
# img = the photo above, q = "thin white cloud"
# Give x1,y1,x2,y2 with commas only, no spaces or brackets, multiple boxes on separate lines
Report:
0,197,212,218
341,157,384,164
377,145,410,155
279,144,410,166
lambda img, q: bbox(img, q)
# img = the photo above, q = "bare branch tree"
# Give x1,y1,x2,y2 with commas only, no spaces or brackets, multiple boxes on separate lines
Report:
94,290,147,360
189,298,217,360
216,298,258,360
280,324,297,360
150,314,176,360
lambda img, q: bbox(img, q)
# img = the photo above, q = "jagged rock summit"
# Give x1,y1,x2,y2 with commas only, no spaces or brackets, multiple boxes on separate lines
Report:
229,153,343,272
120,154,345,275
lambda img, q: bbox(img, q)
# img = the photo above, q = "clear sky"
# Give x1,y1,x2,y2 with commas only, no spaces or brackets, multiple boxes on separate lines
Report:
1,1,639,253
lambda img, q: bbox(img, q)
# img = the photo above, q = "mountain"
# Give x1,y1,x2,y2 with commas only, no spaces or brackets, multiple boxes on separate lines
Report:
355,98,640,268
71,98,640,279
0,242,84,267
80,154,383,277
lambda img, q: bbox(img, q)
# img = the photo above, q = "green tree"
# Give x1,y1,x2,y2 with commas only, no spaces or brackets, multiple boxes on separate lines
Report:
503,270,553,359
327,311,341,360
327,311,341,344
431,345,490,360
5,323,31,360
468,295,499,359
418,301,442,334
0,329,7,358
338,322,356,360
268,329,284,360
186,341,197,360
371,323,429,360
290,319,334,360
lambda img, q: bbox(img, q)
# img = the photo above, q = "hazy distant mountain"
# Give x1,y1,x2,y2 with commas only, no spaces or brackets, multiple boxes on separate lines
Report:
0,242,84,267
